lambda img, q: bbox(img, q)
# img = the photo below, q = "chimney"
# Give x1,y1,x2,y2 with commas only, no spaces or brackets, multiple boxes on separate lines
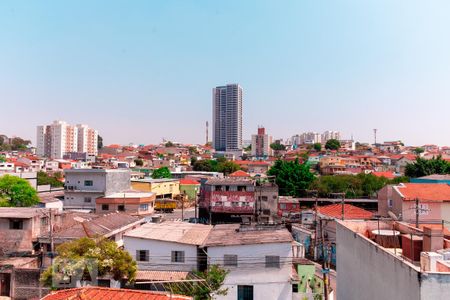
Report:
423,226,444,252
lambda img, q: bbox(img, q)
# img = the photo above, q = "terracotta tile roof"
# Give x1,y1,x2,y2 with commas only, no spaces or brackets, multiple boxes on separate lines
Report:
179,179,200,185
395,183,450,202
229,170,250,177
317,204,373,219
371,171,396,179
42,287,192,300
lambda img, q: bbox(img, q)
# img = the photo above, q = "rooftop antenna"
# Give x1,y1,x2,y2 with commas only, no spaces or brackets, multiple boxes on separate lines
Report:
373,129,378,145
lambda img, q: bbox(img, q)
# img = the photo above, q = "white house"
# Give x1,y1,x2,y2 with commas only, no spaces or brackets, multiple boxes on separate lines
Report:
123,221,213,272
202,224,295,300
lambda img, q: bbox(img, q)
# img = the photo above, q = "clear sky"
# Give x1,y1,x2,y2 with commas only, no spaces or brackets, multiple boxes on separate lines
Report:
1,0,450,146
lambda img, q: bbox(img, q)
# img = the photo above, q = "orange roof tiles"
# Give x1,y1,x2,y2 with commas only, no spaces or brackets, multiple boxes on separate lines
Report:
396,183,450,202
179,179,200,185
229,170,251,177
371,171,396,179
42,287,192,300
317,203,373,219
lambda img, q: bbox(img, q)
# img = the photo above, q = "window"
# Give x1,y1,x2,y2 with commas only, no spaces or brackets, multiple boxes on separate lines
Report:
260,196,268,201
171,251,185,263
224,254,238,267
237,285,253,300
9,219,24,230
84,197,92,203
292,284,299,293
118,205,125,211
136,250,149,262
84,180,93,186
231,202,239,207
215,202,223,207
238,186,246,192
265,256,280,268
388,199,393,208
215,185,222,191
280,203,286,209
102,204,109,211
140,204,149,211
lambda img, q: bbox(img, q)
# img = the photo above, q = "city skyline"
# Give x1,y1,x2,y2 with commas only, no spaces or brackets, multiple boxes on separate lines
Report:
2,1,450,146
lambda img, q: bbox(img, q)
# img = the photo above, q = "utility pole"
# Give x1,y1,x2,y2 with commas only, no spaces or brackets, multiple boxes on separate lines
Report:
320,218,328,300
415,197,420,228
181,193,185,221
49,209,54,265
341,194,345,221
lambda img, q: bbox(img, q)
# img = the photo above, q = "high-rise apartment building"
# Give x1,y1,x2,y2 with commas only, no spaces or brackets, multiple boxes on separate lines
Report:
299,132,321,145
36,120,98,159
322,130,341,143
251,127,272,158
76,124,99,156
212,84,243,152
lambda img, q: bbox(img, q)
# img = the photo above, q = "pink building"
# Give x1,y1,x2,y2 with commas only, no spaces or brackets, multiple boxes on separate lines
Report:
378,183,450,224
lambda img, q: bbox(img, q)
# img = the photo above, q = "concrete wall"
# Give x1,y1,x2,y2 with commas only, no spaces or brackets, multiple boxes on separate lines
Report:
336,221,421,300
123,237,199,272
207,242,293,300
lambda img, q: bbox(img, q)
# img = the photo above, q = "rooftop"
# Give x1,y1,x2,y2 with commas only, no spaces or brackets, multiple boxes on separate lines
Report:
42,287,192,300
203,224,293,247
124,221,213,245
131,178,180,183
417,174,450,181
43,212,143,241
101,191,155,198
317,203,374,220
228,170,251,177
0,207,47,219
395,183,450,201
205,178,254,185
179,179,200,185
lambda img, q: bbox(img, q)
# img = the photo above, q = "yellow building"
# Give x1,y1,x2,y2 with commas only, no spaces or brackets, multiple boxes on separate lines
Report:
131,178,180,199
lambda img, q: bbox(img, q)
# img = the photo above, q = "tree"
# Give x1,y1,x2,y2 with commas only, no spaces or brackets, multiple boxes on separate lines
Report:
309,173,409,198
405,156,450,178
217,161,240,175
267,159,315,197
244,144,252,152
97,135,103,150
313,143,322,152
413,147,425,155
134,159,144,167
0,155,6,163
41,237,137,287
190,156,198,166
270,143,286,151
152,167,172,179
325,139,340,151
10,137,31,151
170,264,228,300
193,160,213,172
37,171,64,188
165,141,174,147
0,175,40,207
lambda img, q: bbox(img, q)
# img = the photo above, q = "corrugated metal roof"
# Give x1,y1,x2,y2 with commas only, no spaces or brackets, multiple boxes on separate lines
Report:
203,224,293,247
136,270,190,281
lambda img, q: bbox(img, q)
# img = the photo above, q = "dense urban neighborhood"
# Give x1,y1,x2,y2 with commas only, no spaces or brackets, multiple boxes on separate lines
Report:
2,83,450,300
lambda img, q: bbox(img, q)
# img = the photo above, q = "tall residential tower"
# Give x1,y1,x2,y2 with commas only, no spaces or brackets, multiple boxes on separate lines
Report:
212,84,243,152
36,120,98,159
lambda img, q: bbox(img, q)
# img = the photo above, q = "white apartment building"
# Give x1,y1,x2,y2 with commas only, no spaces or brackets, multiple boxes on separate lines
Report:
203,224,295,300
321,131,341,143
299,132,321,145
77,124,99,156
36,121,98,159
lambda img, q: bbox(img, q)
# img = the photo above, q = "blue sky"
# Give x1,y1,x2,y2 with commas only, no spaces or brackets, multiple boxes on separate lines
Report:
1,1,450,146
